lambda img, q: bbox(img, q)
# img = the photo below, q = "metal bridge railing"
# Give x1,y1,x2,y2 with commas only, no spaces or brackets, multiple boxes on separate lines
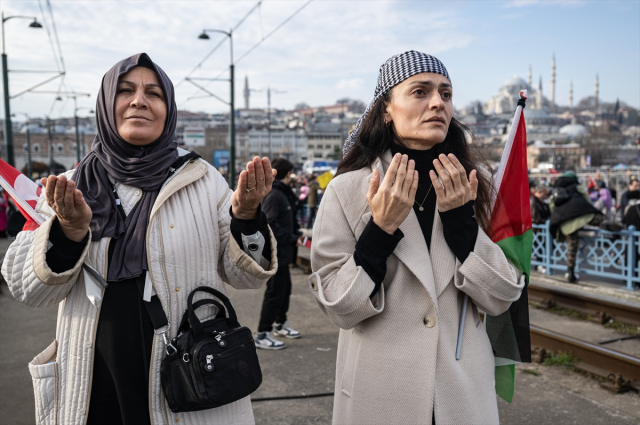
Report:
532,221,639,291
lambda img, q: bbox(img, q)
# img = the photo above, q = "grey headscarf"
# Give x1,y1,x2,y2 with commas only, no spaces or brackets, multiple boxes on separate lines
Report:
73,53,179,282
343,51,451,156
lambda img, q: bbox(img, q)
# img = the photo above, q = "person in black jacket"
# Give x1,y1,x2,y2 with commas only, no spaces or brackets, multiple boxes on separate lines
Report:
256,158,304,349
549,172,602,283
531,184,551,225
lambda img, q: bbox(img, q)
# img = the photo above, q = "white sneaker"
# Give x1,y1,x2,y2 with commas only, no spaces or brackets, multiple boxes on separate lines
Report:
255,332,286,350
273,321,301,339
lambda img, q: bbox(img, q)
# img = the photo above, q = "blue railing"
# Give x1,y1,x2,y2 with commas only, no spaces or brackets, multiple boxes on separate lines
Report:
531,222,639,291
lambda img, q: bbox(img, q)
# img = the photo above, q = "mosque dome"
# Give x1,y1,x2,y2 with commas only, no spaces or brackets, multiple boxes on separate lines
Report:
559,124,587,138
503,76,528,90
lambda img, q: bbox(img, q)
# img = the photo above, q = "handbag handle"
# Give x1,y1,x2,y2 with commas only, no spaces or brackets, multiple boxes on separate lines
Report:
188,286,240,340
177,299,227,336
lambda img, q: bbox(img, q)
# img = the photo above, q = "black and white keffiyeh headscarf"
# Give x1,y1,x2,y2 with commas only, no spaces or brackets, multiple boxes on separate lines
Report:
343,51,451,156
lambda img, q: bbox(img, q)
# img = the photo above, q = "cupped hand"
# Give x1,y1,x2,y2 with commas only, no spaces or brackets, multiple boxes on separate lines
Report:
231,156,277,220
429,153,478,212
41,175,92,242
367,153,419,234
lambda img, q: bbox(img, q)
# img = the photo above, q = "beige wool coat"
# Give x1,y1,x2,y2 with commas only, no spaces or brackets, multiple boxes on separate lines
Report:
309,151,525,425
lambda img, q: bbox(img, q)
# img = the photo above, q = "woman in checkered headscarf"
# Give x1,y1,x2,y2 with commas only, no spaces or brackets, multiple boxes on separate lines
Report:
308,51,524,424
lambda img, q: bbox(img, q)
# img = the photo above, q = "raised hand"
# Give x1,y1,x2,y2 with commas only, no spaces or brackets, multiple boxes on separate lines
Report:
429,153,478,212
231,156,277,219
41,175,92,242
367,153,419,234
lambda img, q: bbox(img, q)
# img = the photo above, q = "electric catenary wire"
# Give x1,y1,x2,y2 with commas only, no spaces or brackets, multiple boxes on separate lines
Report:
181,0,314,105
175,0,263,90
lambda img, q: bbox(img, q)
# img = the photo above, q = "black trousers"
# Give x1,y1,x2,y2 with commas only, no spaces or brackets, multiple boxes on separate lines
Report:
87,281,154,425
258,263,292,332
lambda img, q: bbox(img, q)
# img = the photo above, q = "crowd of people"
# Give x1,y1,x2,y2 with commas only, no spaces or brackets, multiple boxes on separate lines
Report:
530,172,639,283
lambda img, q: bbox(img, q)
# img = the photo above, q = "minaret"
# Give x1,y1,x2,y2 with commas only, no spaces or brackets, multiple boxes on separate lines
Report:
568,80,573,110
594,73,599,113
527,64,532,87
243,76,250,110
550,54,556,112
538,75,543,110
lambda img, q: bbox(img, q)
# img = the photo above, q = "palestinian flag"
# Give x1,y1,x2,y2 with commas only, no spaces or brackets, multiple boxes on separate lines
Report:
0,159,45,230
486,90,532,402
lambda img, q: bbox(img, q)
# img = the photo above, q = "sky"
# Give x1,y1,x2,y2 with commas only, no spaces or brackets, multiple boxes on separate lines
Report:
1,0,639,121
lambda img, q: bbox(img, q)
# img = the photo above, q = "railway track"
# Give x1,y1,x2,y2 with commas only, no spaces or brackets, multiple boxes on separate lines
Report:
530,325,640,393
528,281,640,326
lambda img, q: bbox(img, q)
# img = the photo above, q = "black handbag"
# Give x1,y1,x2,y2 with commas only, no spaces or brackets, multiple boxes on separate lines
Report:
157,286,262,413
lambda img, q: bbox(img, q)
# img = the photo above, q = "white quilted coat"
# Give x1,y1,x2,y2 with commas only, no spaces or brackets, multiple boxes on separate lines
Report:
2,157,278,425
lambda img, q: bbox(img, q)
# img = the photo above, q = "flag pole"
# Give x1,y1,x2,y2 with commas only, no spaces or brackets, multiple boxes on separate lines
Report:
455,90,528,361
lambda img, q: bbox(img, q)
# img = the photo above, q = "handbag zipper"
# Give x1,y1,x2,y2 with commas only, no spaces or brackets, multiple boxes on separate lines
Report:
191,339,254,394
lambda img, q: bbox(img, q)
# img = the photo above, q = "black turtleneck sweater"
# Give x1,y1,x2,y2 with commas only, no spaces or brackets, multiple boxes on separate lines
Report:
353,143,479,298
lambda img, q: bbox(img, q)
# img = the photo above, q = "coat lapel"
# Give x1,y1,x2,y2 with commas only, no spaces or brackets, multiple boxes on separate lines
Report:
429,206,457,297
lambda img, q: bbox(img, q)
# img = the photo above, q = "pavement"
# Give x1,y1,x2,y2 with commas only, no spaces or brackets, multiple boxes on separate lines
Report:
1,236,639,424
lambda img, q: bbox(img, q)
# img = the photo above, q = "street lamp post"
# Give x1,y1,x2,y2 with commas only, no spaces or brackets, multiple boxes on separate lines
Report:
1,12,42,166
197,29,235,186
70,94,93,164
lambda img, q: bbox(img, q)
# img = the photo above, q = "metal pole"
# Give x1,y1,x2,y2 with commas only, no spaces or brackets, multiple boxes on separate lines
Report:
626,226,636,291
268,87,272,159
26,127,32,178
75,114,80,165
47,117,53,172
2,53,13,165
81,132,85,157
229,63,236,187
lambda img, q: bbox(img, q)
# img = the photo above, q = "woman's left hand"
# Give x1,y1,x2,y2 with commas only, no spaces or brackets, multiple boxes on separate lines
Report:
231,156,276,219
430,153,478,212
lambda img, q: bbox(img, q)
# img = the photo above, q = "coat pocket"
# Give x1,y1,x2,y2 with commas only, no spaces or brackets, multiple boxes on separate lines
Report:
28,340,58,425
340,329,362,398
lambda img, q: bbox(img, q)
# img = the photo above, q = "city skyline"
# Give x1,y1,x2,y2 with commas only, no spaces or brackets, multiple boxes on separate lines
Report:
1,0,638,121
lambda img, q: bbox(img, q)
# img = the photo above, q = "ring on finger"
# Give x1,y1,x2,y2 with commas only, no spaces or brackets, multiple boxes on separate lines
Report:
246,186,255,192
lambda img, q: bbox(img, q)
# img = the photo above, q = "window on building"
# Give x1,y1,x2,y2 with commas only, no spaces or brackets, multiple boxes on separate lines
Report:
314,152,323,158
308,144,314,149
72,145,77,153
33,143,40,153
23,144,29,153
326,145,332,149
57,143,64,153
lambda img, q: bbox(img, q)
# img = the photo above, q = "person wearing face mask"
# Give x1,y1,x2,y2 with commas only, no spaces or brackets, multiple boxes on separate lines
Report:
308,51,524,425
2,53,278,425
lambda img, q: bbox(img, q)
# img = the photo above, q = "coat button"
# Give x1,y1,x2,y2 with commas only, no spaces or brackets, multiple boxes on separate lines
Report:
175,419,180,423
310,276,318,291
85,341,92,348
170,224,175,229
175,287,180,292
423,315,436,328
79,408,86,415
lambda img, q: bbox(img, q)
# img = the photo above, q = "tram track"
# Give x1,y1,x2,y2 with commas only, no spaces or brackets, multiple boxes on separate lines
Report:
528,281,640,326
530,325,640,393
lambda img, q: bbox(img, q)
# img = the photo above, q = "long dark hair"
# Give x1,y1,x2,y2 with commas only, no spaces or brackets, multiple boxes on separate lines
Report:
338,91,494,235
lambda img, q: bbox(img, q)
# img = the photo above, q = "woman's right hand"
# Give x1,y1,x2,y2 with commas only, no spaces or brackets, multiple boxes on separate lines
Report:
367,153,418,234
41,175,92,242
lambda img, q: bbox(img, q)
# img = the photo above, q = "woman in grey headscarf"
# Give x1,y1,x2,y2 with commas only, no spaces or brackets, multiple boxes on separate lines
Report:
3,53,278,425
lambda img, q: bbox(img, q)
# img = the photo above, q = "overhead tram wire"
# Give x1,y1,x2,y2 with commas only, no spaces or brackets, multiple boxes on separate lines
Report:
175,0,263,90
181,0,314,105
37,0,62,72
234,0,313,65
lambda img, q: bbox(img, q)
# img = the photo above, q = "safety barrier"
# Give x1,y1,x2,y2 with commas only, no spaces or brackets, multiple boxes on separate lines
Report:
532,222,639,291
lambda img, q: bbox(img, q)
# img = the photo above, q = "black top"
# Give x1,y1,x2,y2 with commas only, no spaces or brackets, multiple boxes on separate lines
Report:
353,144,479,299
